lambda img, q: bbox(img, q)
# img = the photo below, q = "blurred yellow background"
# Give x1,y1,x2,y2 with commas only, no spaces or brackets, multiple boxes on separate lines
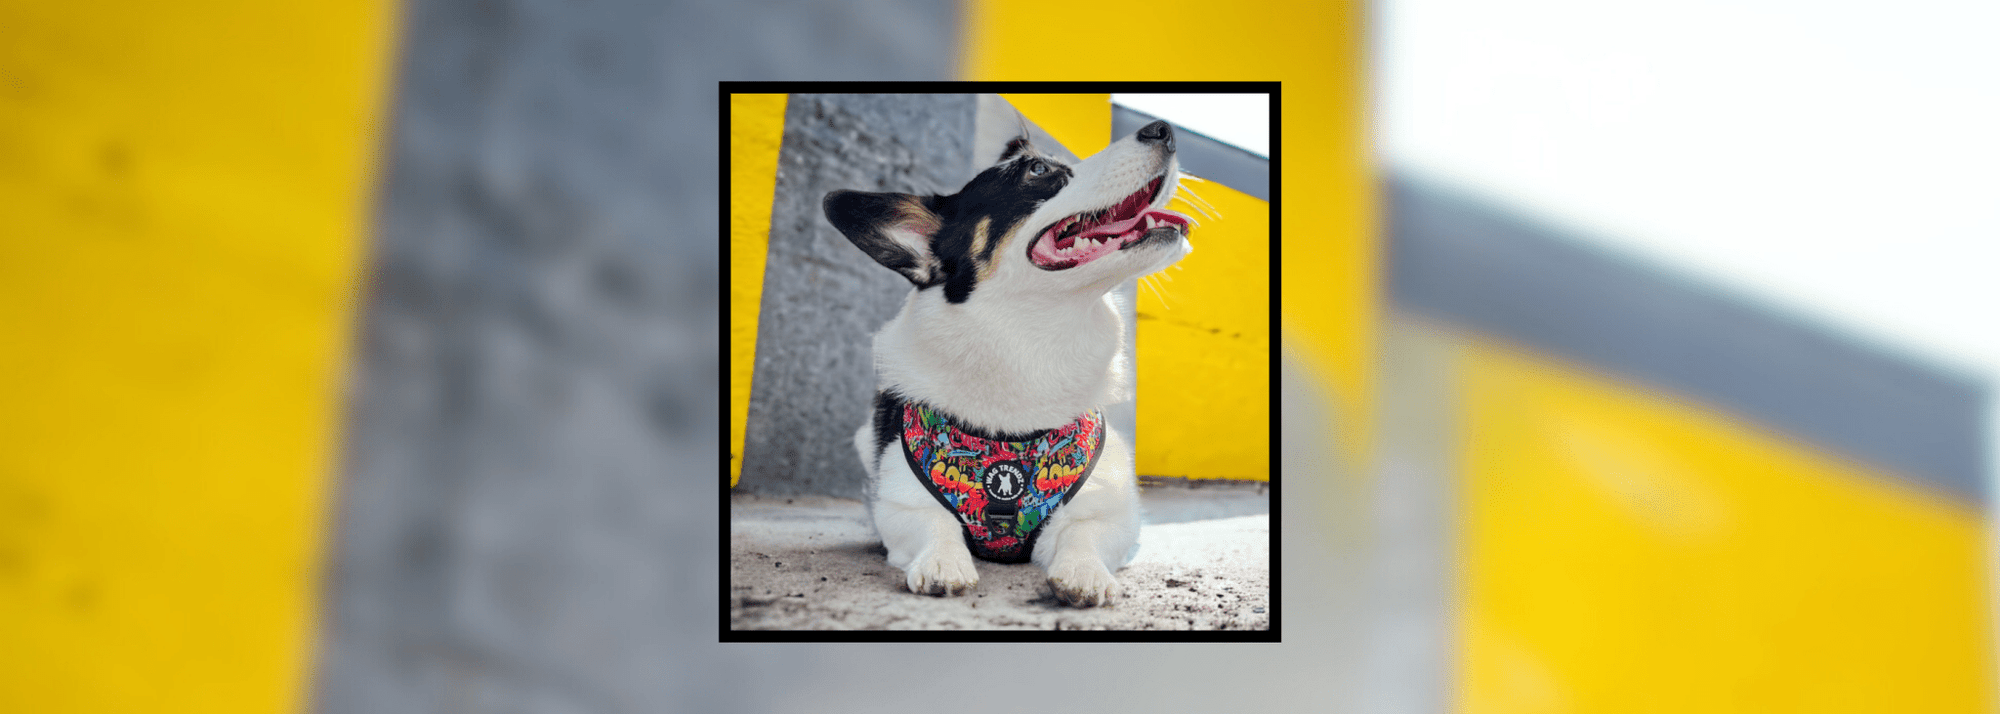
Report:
1459,340,1990,713
0,1,394,711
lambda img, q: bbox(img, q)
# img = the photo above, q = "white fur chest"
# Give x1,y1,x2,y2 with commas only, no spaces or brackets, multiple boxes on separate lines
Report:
871,288,1130,434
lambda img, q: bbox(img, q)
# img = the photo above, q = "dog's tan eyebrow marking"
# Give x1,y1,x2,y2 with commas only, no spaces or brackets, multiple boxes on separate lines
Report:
976,217,1021,280
971,216,991,260
998,134,1069,168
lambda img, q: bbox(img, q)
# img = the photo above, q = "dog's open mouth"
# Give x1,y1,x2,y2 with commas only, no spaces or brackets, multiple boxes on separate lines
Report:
1028,176,1192,270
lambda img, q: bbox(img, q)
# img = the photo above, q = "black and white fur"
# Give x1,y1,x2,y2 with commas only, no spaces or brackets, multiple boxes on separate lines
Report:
824,120,1191,607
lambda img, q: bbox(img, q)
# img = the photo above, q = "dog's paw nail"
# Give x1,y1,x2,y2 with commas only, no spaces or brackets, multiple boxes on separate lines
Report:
1046,564,1119,608
906,552,979,597
914,579,974,597
912,578,977,597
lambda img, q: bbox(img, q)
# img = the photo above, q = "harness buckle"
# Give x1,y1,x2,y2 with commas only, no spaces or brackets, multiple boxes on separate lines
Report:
984,499,1019,532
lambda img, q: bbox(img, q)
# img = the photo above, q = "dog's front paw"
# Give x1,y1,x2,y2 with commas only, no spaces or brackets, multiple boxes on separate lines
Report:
906,548,979,596
1046,558,1119,607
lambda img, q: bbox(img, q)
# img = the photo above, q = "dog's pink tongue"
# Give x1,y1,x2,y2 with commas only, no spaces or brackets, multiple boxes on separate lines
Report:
1072,208,1193,241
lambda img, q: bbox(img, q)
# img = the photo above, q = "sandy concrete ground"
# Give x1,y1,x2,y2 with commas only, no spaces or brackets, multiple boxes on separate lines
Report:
729,483,1270,630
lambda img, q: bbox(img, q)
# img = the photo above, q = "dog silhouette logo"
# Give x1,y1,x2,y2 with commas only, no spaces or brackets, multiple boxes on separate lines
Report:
983,462,1027,501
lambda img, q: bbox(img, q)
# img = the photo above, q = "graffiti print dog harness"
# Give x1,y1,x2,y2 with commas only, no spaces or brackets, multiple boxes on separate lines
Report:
899,402,1104,564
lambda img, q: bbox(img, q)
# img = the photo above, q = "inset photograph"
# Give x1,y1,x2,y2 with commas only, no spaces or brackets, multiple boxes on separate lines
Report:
724,87,1276,636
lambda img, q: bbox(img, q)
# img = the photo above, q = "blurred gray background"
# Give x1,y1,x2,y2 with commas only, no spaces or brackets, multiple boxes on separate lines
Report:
313,0,963,711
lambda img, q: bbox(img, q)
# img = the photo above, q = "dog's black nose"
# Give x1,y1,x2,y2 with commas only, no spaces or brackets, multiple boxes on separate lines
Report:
1137,120,1175,151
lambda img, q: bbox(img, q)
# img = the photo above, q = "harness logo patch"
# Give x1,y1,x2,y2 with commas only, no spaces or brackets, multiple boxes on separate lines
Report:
983,462,1027,501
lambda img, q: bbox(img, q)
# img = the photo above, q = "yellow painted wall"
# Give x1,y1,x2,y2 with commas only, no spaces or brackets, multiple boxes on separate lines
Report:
728,94,788,488
996,93,1269,480
0,0,395,711
1137,181,1270,479
966,0,1373,472
999,93,1111,156
1457,340,1993,713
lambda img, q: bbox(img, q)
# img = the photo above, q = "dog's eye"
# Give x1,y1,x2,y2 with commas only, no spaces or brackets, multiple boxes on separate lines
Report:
1027,160,1048,177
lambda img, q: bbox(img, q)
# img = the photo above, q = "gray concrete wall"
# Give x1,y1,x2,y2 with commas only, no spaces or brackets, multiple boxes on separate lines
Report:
735,93,976,497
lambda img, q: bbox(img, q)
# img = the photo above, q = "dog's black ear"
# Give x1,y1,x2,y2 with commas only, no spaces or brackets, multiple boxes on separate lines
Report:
823,190,944,286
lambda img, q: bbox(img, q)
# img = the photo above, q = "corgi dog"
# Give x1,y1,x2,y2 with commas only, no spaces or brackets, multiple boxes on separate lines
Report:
823,119,1192,607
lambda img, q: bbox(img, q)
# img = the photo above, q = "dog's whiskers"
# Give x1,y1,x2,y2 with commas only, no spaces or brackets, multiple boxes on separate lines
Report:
1168,172,1218,227
1175,182,1221,222
1140,274,1169,309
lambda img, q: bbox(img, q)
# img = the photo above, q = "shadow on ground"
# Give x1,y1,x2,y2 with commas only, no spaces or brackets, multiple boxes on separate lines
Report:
729,483,1270,630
